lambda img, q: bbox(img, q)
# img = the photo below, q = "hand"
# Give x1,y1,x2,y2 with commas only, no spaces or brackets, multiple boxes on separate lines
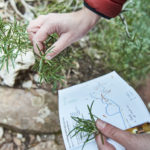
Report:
95,119,150,150
27,7,100,60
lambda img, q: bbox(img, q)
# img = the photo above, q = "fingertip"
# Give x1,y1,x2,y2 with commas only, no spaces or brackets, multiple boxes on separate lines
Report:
96,119,107,130
45,48,59,60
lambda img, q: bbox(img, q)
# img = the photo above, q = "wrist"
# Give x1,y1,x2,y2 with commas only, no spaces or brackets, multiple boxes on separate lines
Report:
82,6,100,26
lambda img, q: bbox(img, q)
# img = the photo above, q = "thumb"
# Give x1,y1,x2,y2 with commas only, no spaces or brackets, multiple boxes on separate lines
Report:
96,119,134,147
45,33,71,60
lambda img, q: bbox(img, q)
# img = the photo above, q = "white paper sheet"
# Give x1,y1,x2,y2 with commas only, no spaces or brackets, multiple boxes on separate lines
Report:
58,71,150,150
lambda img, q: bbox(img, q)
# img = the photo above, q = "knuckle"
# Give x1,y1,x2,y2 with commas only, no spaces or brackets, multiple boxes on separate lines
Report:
104,124,119,139
109,130,118,139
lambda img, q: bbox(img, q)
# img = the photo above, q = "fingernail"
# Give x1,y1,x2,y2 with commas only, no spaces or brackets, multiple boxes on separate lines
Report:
96,119,106,130
46,55,52,60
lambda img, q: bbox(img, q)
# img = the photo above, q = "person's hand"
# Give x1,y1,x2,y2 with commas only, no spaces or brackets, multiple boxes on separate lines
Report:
27,7,100,60
95,119,150,150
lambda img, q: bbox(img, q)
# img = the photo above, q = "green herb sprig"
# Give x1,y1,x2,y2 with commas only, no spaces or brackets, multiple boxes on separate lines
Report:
32,34,76,88
69,101,104,150
0,18,31,71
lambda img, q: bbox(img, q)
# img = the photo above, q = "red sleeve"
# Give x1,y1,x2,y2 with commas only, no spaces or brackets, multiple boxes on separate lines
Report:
84,0,126,19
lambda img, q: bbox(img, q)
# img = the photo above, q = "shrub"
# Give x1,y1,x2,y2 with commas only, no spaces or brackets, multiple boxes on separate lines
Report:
0,18,31,71
87,0,150,86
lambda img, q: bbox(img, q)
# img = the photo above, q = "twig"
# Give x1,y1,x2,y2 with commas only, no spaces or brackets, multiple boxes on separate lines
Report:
119,14,131,38
20,0,34,10
9,0,25,19
9,0,34,21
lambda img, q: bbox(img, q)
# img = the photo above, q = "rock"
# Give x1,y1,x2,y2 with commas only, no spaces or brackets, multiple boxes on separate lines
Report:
0,87,60,133
29,134,35,144
22,80,33,89
33,74,41,83
0,50,35,87
84,48,100,59
24,11,34,21
16,133,23,139
21,138,26,143
29,141,62,150
31,84,38,88
0,138,5,145
79,36,89,48
0,143,14,150
20,143,26,150
13,137,21,146
0,127,4,139
40,134,55,141
4,132,12,142
0,1,5,8
55,133,64,145
36,135,41,142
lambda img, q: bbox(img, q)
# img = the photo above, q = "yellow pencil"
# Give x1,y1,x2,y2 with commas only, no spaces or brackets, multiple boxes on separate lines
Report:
126,123,150,134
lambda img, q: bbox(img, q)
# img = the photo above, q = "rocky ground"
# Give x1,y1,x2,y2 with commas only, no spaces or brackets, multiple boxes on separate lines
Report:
0,87,65,150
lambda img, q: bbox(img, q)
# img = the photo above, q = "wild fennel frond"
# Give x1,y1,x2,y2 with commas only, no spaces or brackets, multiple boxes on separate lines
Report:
69,101,104,150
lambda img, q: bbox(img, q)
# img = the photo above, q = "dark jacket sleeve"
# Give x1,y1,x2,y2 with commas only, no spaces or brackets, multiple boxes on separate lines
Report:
84,0,126,19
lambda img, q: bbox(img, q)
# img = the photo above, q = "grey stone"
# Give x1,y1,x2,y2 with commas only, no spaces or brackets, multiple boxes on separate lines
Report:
0,50,35,87
0,143,14,150
0,87,60,133
16,133,23,139
36,135,41,142
0,127,4,139
4,132,12,142
0,138,5,146
22,80,33,89
29,134,35,144
0,1,5,8
13,137,21,146
29,140,65,150
55,133,64,145
40,134,55,141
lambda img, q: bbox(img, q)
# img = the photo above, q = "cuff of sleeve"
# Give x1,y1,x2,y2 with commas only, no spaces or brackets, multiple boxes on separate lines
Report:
84,1,111,19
